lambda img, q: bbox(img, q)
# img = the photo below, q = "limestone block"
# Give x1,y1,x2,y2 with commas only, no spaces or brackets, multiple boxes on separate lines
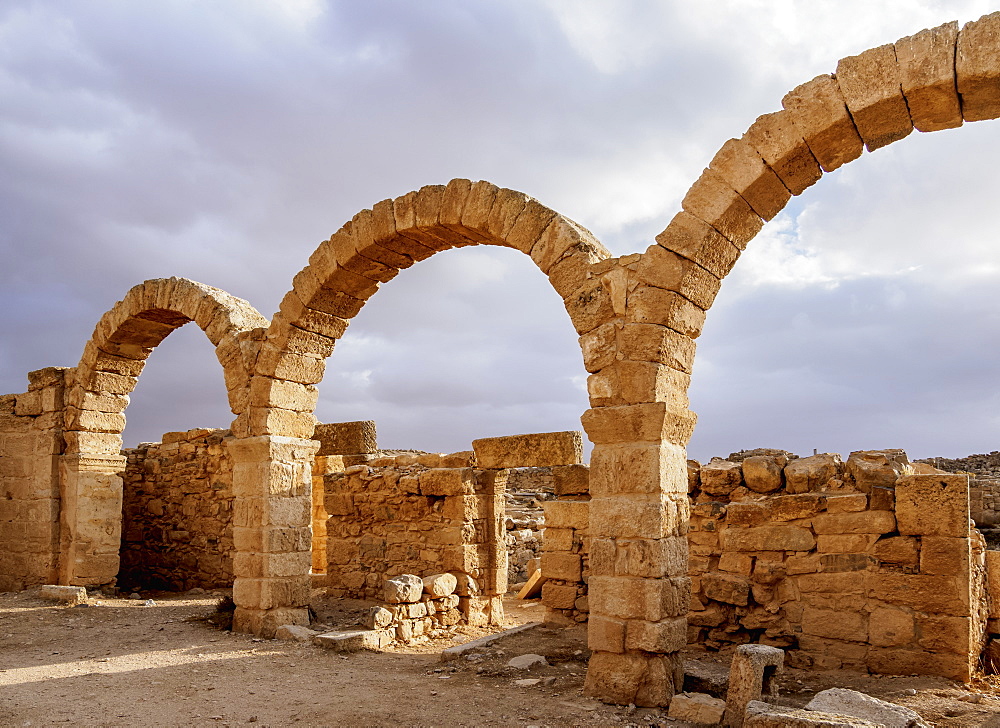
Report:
422,572,457,597
804,689,923,728
589,535,688,579
625,616,687,653
723,644,784,727
782,74,864,172
626,286,707,339
811,511,896,535
866,573,967,613
699,460,743,496
667,692,726,725
846,450,911,490
472,431,582,469
583,403,697,447
957,12,1000,121
702,572,750,606
816,534,878,553
868,607,914,647
866,646,970,681
543,500,589,530
313,629,391,652
589,575,689,621
631,246,722,312
719,552,754,575
708,138,791,221
895,474,969,537
541,581,577,610
313,420,377,455
589,494,688,539
802,607,866,642
726,502,768,527
583,650,680,708
916,614,970,654
770,494,825,522
797,572,864,595
895,21,962,132
39,585,87,605
418,468,474,496
785,453,842,493
836,44,913,151
587,359,693,408
541,552,582,582
384,574,423,604
720,525,815,552
681,169,763,247
987,550,1000,618
742,456,784,493
742,110,823,195
551,464,589,496
919,536,969,576
589,442,687,496
655,211,743,279
825,494,867,513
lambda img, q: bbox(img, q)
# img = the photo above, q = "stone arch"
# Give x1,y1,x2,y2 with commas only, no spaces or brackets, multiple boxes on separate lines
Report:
228,179,612,635
60,276,268,585
575,12,1000,708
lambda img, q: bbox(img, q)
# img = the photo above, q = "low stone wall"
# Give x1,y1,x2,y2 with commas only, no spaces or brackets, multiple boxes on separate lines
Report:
324,451,507,626
541,464,591,624
119,428,235,590
0,368,67,591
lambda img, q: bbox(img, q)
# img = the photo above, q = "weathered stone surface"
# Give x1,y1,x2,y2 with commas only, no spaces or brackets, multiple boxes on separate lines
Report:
723,644,784,727
895,474,970,537
782,74,863,172
868,607,914,647
742,456,784,493
895,21,963,132
472,431,583,469
957,12,1000,121
785,453,842,493
743,110,823,195
708,138,791,221
836,45,913,151
313,629,392,652
39,585,88,605
667,692,726,725
507,653,547,669
384,574,424,604
745,701,879,727
422,573,458,597
583,650,680,708
681,169,763,247
275,624,318,642
806,689,926,727
702,572,750,606
700,459,743,496
846,450,911,490
313,420,377,455
720,525,815,552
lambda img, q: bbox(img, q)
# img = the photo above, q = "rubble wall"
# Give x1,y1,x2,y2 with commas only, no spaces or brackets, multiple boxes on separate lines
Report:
0,368,67,590
119,428,235,590
324,451,507,625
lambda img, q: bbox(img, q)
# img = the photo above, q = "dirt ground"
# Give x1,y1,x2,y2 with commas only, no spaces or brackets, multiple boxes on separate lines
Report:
3,588,1000,727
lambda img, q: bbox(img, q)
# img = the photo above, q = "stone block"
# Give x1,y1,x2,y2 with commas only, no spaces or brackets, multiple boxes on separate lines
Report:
699,459,743,496
552,464,589,496
866,646,971,682
816,534,877,553
742,456,784,493
543,500,589,530
589,442,687,496
702,572,750,606
744,701,879,727
802,606,866,642
987,550,1000,618
589,536,688,579
811,511,896,535
895,474,969,537
895,21,963,132
871,536,919,567
588,614,626,653
589,574,689,621
625,617,687,653
781,74,863,172
846,450,910,491
784,453,842,493
919,536,969,576
916,614,970,654
313,629,392,652
824,494,868,513
719,552,754,575
742,110,823,195
797,572,864,595
653,212,742,281
819,553,870,573
472,431,582,468
722,644,784,728
720,525,815,552
39,585,87,605
589,494,687,539
957,12,1000,121
667,692,726,726
583,650,680,708
726,502,768,527
630,247,721,312
422,573,457,597
313,420,377,455
419,468,474,497
384,574,423,604
542,527,574,552
770,494,824,521
541,552,582,582
708,137,791,221
866,573,967,613
868,607,914,648
541,581,577,610
836,44,913,151
805,688,926,728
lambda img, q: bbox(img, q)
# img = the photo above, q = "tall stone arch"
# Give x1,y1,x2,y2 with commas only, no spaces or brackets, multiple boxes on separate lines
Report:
229,179,613,635
60,277,267,586
578,12,1000,707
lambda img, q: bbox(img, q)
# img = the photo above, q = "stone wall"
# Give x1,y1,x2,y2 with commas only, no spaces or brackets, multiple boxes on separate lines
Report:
541,464,591,624
119,428,235,591
324,451,507,626
0,368,67,591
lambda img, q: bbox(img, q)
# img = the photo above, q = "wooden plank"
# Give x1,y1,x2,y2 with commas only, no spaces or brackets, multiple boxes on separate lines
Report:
517,568,546,600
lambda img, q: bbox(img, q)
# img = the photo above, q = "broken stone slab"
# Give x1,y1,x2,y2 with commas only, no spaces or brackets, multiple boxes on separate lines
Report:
440,621,542,661
507,653,547,669
275,624,318,642
745,701,880,727
513,678,541,687
39,585,88,606
384,574,423,604
367,606,393,629
805,688,929,727
668,692,727,725
683,660,730,698
422,573,458,598
723,644,785,727
313,629,393,652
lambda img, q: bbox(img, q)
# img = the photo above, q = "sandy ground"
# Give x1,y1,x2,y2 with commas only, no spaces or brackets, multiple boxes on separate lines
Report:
3,588,1000,727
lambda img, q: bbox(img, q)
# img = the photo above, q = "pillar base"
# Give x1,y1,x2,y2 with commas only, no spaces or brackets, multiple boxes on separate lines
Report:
583,650,683,707
233,606,310,638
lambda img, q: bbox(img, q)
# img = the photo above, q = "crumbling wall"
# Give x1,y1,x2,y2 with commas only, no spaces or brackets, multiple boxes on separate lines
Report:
0,368,67,591
685,449,984,681
119,428,235,590
324,450,507,626
505,467,553,583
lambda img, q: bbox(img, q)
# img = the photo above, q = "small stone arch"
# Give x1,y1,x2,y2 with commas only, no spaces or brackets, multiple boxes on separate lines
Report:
228,179,612,635
60,277,268,586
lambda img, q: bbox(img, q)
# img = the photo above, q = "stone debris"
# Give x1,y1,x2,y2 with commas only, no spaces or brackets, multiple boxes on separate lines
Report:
506,653,547,669
275,624,318,642
440,622,543,661
38,585,87,606
422,573,457,598
312,629,393,652
805,688,929,727
723,644,784,727
513,678,541,687
745,701,880,727
667,692,726,725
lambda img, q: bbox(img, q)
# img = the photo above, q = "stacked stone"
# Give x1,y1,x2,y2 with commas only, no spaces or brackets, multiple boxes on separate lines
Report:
540,463,591,624
685,448,981,681
368,573,469,644
0,367,67,590
504,466,553,583
324,451,506,626
119,428,235,591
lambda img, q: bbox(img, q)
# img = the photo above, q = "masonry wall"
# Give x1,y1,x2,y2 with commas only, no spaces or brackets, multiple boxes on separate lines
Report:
324,451,507,625
119,428,235,590
0,368,67,591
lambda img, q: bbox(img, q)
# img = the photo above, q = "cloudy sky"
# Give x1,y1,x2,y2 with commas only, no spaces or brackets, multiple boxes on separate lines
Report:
2,1,999,462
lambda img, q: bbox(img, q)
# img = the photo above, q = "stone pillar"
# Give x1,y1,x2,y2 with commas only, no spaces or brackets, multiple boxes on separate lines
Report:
582,402,696,708
229,434,318,637
59,452,127,586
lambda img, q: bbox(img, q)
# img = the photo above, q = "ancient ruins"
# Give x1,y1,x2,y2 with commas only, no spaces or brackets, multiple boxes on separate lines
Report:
5,12,1000,714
